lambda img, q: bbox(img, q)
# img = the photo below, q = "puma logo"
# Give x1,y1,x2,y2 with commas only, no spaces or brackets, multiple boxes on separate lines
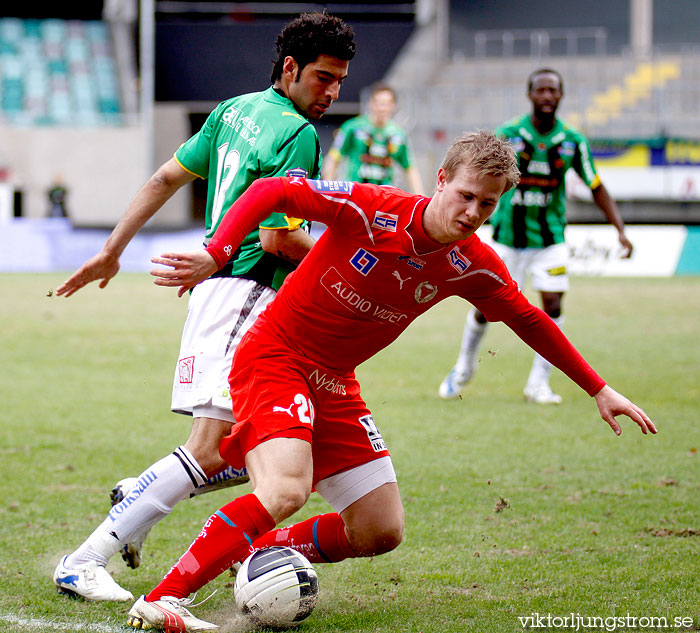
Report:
272,404,295,417
392,270,411,289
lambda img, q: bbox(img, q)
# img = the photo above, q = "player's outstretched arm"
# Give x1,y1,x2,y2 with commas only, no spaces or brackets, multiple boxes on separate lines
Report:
405,165,425,196
594,384,657,436
591,183,633,258
56,158,196,297
151,250,218,297
55,251,122,298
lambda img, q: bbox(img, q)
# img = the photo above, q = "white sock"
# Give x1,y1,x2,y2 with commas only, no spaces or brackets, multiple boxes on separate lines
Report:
65,446,207,567
526,315,564,388
455,309,488,376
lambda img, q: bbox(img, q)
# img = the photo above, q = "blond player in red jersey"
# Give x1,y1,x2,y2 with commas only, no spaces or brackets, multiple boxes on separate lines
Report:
126,131,655,632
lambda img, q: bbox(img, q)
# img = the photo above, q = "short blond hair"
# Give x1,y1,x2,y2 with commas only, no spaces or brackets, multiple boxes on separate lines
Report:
440,131,519,191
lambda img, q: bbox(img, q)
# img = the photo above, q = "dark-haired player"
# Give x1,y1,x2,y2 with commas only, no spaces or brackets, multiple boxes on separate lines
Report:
127,131,654,631
53,13,355,602
440,68,633,404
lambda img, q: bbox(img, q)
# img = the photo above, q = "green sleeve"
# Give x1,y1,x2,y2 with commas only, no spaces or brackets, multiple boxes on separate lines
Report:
174,106,219,178
573,133,599,188
393,134,413,169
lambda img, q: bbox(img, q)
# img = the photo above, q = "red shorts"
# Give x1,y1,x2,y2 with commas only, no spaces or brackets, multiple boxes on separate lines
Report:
220,328,390,486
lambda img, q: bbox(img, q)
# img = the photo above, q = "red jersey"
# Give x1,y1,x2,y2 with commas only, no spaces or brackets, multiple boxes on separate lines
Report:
207,178,604,395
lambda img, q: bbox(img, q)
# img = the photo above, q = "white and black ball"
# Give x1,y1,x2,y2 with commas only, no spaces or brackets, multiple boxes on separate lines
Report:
234,546,319,628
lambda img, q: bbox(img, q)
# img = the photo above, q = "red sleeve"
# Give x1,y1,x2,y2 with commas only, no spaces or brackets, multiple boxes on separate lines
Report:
205,177,353,268
504,297,605,396
206,178,286,268
462,242,605,396
473,286,605,396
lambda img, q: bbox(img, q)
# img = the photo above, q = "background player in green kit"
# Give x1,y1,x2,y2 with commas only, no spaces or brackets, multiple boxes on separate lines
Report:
439,68,633,405
52,13,355,603
322,83,424,194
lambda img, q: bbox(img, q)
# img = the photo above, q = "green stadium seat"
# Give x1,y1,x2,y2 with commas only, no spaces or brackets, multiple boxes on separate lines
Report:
0,18,122,125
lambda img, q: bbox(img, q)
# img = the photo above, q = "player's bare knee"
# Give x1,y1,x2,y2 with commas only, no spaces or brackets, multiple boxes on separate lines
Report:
541,292,563,318
347,515,404,557
257,480,310,523
373,522,404,555
349,525,403,557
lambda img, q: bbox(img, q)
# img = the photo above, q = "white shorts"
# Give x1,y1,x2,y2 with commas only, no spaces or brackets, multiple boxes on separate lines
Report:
314,456,397,514
172,277,276,421
492,242,570,293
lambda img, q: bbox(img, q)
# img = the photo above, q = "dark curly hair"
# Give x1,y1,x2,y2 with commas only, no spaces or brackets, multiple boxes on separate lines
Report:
270,13,355,83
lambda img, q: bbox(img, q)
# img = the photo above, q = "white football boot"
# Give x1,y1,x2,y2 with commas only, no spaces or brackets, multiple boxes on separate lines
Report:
127,596,219,632
110,477,151,569
523,383,563,405
53,556,134,602
438,364,474,399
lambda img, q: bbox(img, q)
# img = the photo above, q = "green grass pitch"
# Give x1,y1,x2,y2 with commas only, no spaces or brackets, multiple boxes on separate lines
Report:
1,273,699,632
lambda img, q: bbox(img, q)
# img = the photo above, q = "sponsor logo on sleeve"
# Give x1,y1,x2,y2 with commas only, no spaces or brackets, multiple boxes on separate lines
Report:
309,180,354,194
350,248,379,276
447,246,471,275
371,211,399,232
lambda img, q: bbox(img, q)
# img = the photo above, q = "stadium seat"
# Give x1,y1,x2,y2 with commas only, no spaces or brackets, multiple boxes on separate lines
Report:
0,17,123,125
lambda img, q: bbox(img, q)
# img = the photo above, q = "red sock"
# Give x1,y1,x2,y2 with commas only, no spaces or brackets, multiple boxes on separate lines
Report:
146,493,275,600
250,513,356,563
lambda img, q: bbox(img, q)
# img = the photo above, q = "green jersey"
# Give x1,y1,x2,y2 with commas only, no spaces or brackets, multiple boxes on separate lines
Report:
329,115,413,185
175,87,321,290
491,113,600,249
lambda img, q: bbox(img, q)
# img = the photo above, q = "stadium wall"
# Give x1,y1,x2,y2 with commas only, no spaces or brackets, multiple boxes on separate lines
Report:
0,103,192,228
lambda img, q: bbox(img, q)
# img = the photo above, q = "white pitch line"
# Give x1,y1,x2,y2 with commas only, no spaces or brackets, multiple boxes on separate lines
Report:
0,613,125,633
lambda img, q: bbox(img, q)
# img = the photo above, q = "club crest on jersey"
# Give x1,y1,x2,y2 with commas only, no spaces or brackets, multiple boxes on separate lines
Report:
397,255,425,271
178,356,195,383
350,248,379,276
285,168,308,178
372,211,398,232
414,280,438,304
310,180,354,194
447,246,471,275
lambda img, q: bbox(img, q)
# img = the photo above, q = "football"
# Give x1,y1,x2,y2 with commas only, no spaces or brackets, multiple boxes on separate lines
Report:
234,546,319,628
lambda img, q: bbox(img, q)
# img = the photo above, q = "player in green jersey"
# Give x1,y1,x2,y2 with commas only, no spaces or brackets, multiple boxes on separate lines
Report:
322,83,424,193
439,68,633,405
53,13,355,603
